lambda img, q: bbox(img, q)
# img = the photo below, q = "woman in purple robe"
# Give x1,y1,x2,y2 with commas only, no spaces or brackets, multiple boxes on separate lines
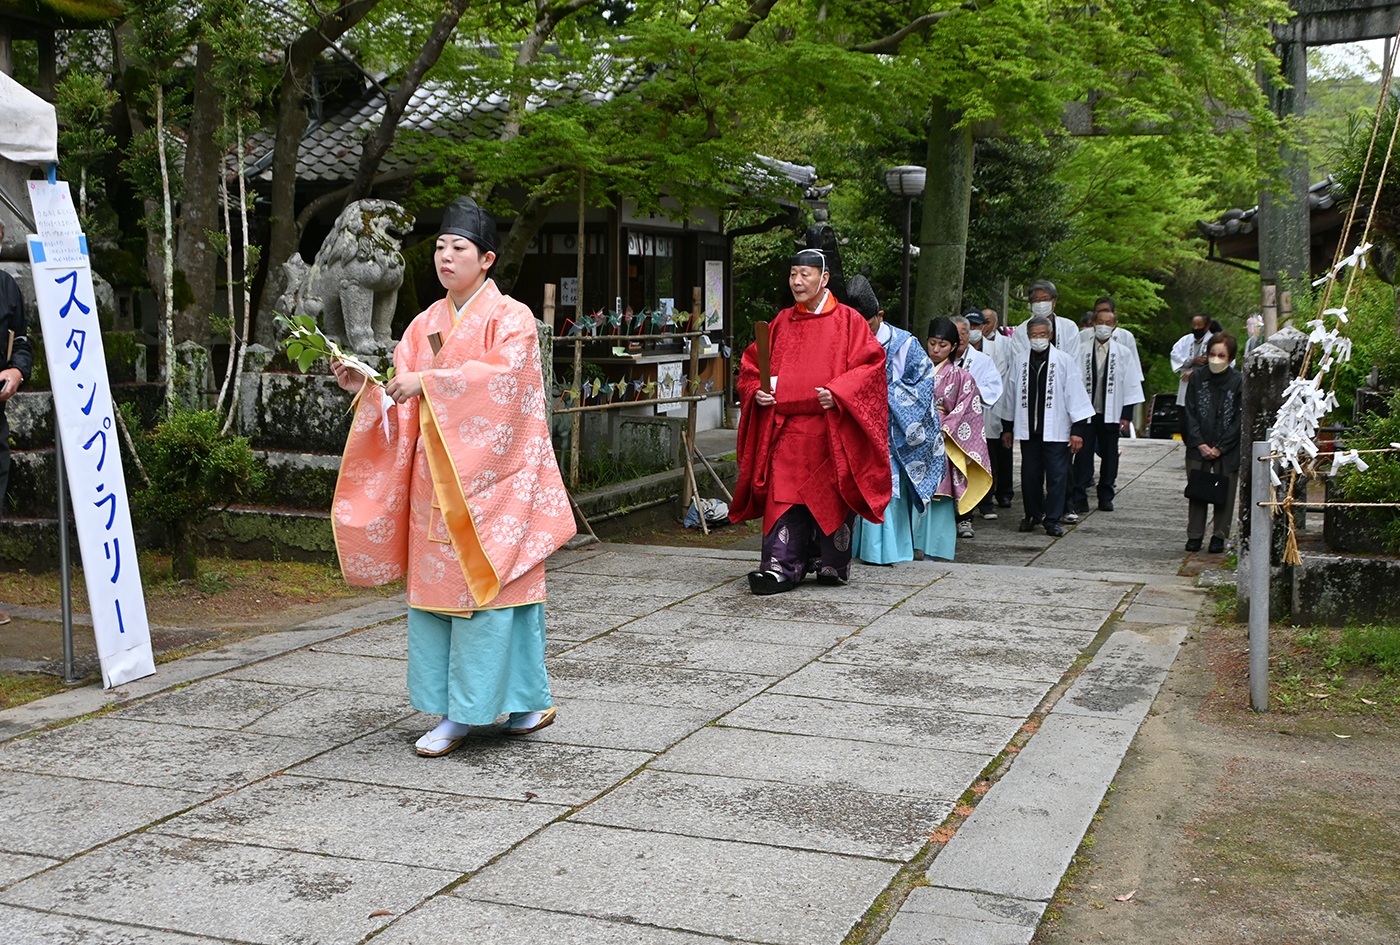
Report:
914,317,993,560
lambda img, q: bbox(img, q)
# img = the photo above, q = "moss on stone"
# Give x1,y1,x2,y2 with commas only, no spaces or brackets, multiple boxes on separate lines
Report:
202,509,337,563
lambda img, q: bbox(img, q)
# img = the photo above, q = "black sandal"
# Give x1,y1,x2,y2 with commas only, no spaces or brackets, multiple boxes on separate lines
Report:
747,570,794,595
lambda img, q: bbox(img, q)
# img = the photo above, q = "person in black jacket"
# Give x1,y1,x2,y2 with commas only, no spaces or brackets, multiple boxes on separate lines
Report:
0,223,34,625
1182,331,1242,553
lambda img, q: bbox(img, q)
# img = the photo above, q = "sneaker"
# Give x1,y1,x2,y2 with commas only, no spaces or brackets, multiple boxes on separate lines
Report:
1062,511,1080,524
957,521,975,539
1208,536,1225,554
981,510,998,520
1185,538,1202,552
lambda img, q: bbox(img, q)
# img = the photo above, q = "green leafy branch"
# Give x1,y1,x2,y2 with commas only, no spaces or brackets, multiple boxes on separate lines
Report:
275,312,395,384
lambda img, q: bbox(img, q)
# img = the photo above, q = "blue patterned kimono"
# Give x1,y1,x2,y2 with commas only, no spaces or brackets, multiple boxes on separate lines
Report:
855,323,946,564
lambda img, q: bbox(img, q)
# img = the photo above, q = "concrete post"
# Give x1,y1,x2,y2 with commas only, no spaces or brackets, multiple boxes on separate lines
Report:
1236,341,1291,619
914,96,973,341
1249,440,1271,712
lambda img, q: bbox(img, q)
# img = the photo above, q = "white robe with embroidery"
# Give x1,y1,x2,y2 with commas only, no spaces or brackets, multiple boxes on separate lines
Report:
1079,339,1145,422
1170,331,1214,400
956,344,1003,409
997,346,1095,443
1010,314,1082,361
1078,326,1143,384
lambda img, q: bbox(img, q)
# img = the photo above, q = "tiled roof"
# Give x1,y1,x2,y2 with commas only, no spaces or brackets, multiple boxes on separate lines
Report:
243,73,818,197
1197,175,1340,241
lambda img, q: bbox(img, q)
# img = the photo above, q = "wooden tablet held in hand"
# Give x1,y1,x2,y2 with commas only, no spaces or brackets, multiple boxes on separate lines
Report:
755,321,771,394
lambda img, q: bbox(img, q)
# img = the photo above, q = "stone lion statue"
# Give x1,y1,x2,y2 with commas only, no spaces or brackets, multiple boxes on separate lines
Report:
276,199,415,354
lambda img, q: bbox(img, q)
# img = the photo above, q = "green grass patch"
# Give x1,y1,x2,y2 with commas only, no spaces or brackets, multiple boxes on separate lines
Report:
1271,622,1400,715
573,455,670,491
0,673,83,710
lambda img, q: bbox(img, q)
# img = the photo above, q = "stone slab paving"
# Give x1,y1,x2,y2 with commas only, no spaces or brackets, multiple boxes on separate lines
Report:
0,440,1205,945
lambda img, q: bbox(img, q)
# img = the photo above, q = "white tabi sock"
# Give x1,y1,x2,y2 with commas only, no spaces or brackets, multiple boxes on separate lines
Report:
505,710,548,730
415,716,472,751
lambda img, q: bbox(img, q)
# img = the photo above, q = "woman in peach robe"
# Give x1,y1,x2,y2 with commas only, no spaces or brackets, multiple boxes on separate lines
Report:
331,196,575,757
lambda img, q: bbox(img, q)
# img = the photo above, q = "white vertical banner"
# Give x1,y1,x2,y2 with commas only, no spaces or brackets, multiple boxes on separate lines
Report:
704,259,724,331
27,180,154,688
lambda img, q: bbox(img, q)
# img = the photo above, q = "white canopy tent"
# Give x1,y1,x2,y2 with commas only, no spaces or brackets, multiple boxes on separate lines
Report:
0,70,57,164
0,71,57,253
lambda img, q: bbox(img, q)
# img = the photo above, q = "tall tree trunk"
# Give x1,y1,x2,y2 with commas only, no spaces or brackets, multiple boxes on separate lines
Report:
223,117,255,435
254,0,383,345
493,173,571,293
914,95,973,342
112,23,167,354
154,83,179,414
173,37,222,345
215,169,237,416
341,0,470,207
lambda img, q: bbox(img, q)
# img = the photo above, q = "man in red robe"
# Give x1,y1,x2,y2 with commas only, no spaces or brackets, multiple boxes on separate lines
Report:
730,248,892,595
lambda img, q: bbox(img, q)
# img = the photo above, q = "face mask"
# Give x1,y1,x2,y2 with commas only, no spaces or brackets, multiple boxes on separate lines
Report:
1030,337,1051,352
1030,300,1054,318
982,327,996,340
1193,327,1207,340
1208,357,1229,374
1094,324,1113,341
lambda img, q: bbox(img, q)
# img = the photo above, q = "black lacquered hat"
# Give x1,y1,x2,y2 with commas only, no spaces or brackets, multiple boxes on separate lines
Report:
439,196,499,255
846,275,881,320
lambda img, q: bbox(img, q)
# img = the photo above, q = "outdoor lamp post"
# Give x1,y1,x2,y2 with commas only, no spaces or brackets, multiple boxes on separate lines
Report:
884,165,926,331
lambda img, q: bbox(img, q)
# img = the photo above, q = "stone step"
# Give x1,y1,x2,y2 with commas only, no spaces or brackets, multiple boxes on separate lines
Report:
5,448,343,519
5,382,165,452
0,506,336,571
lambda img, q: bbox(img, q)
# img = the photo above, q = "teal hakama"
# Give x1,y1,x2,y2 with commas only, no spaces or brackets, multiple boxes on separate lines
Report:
845,294,945,566
407,603,551,725
855,470,921,564
913,496,957,561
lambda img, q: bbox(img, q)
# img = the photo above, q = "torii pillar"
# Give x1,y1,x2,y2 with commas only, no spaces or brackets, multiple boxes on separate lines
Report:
1256,38,1311,335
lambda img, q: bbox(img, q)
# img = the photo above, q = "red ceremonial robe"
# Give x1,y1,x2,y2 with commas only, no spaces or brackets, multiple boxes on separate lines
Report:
730,293,891,535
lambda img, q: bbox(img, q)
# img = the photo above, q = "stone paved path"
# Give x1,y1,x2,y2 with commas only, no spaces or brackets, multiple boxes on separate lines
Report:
0,440,1204,945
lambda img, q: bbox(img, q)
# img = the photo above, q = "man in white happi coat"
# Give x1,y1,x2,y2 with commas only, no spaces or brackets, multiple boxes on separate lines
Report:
1170,313,1213,402
1076,296,1142,386
978,306,1016,511
953,312,1004,524
997,316,1095,537
952,313,1003,409
1068,307,1145,517
1009,279,1081,362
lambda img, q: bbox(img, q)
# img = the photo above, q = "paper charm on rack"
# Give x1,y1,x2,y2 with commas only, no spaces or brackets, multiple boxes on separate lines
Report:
1311,241,1372,288
1329,449,1370,476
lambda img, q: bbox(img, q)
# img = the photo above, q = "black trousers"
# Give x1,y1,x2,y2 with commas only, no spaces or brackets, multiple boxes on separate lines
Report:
1020,436,1072,526
983,436,1014,509
1071,415,1120,510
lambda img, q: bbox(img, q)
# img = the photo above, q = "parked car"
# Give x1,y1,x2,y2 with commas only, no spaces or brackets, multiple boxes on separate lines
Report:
1147,393,1179,439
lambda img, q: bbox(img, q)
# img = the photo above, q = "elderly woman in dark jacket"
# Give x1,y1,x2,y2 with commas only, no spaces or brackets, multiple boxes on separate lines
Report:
1183,332,1243,553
